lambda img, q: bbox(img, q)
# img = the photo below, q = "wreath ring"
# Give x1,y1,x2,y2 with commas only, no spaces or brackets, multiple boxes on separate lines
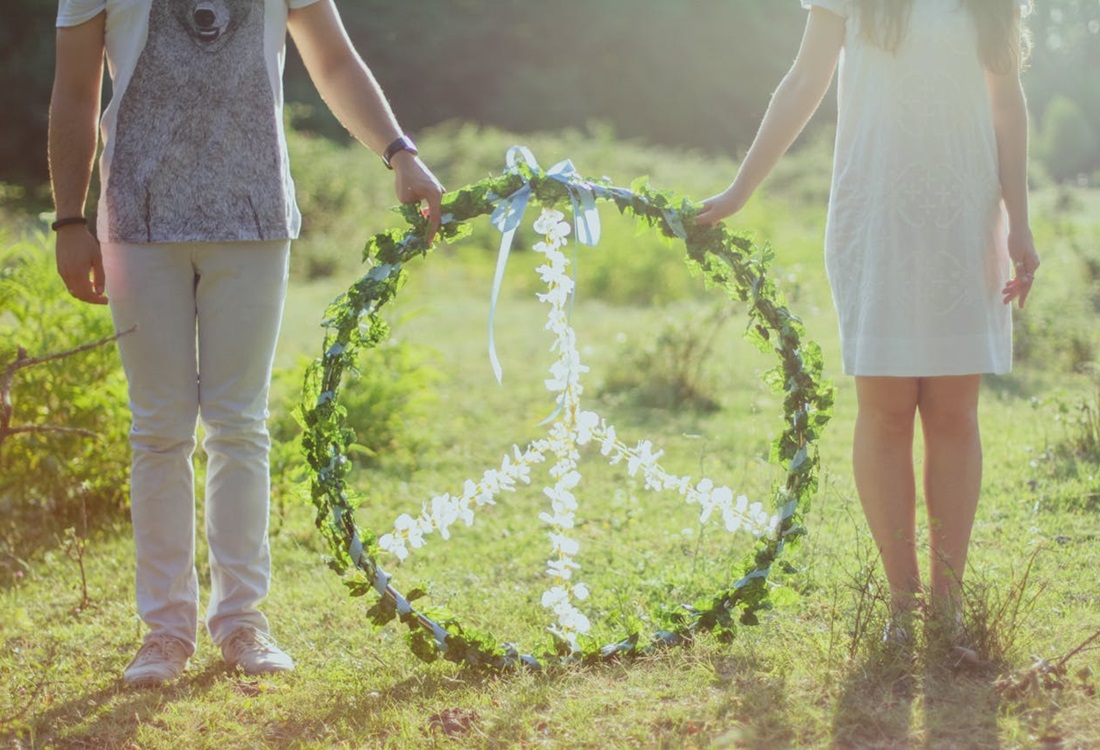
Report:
298,152,834,669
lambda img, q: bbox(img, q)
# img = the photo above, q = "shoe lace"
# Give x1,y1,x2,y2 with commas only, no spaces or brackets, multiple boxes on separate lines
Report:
225,628,277,657
135,635,184,664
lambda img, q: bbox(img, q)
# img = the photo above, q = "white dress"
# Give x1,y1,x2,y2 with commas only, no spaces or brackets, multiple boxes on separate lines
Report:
803,0,1013,376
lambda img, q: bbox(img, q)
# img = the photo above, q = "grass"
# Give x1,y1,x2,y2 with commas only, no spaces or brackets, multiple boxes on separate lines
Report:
3,126,1100,748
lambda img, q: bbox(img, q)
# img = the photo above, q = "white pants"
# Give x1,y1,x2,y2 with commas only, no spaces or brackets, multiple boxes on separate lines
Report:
103,240,291,651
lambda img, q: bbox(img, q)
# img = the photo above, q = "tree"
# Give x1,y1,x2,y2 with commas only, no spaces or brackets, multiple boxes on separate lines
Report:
3,0,1098,188
0,0,58,186
1037,95,1100,182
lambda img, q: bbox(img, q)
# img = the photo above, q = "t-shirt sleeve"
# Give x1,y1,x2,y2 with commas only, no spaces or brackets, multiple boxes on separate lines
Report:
288,0,322,9
56,0,106,27
801,0,849,19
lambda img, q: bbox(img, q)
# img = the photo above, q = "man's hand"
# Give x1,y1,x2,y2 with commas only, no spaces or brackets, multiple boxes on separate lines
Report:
55,227,107,305
50,14,106,305
392,151,445,245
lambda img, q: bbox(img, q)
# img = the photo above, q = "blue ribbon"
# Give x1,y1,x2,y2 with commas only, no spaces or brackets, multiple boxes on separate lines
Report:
487,146,602,383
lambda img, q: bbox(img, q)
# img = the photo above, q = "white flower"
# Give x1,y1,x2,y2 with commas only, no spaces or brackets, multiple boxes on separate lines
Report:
558,607,589,633
538,510,575,529
599,425,618,456
558,471,581,491
697,501,716,525
722,505,743,533
713,486,733,507
544,485,578,512
430,494,458,540
572,582,590,600
549,532,580,556
548,221,572,244
665,475,691,494
575,411,599,445
394,513,424,549
378,533,408,561
547,626,579,650
541,585,569,609
533,209,567,235
458,504,475,527
626,440,664,477
546,558,580,579
768,514,782,535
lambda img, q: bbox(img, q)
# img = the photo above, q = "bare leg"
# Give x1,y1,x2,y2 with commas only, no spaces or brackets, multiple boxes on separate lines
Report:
853,376,922,614
917,375,983,615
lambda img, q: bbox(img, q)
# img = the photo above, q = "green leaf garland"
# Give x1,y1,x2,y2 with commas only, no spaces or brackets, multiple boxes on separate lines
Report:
298,158,834,669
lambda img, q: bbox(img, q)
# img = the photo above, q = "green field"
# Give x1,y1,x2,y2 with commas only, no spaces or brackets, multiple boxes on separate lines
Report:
3,125,1100,748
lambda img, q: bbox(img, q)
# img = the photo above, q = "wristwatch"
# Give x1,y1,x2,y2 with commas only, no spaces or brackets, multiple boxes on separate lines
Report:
382,135,418,170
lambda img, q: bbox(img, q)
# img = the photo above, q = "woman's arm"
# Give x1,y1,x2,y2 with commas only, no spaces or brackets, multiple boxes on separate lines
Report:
49,13,107,305
288,0,444,241
697,7,846,225
987,62,1039,308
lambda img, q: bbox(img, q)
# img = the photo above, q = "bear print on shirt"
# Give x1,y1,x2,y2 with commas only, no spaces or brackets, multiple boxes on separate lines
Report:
107,0,286,242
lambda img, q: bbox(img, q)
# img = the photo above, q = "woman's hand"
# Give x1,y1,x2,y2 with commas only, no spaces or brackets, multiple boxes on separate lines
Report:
695,187,747,226
694,7,843,229
1001,228,1039,308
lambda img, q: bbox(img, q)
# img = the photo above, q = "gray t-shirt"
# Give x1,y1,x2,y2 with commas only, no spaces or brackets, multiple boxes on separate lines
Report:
58,0,319,243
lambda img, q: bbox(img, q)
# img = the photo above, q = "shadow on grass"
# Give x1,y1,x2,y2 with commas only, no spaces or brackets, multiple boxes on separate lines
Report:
703,652,795,748
829,647,1003,749
5,661,229,749
830,650,917,749
253,660,515,747
921,662,1002,750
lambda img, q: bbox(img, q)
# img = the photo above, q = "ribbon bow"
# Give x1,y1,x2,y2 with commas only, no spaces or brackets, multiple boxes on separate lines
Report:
487,146,602,383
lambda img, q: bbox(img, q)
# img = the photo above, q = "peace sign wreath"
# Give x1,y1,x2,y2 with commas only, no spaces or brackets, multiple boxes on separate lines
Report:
298,150,833,669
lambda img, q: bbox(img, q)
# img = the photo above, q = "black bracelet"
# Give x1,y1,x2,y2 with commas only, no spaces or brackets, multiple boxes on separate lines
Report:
51,216,88,232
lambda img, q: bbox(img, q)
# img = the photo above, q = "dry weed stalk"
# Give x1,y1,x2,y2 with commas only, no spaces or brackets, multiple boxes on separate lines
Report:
0,325,135,451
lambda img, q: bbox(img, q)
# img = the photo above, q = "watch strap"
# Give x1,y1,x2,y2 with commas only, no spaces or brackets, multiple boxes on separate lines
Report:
382,135,418,170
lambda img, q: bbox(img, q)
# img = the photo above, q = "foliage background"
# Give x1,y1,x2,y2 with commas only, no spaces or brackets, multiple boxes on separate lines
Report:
0,236,130,518
3,0,1099,190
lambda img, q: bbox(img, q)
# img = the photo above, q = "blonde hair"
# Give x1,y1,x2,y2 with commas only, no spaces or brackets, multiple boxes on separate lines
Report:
856,0,1033,72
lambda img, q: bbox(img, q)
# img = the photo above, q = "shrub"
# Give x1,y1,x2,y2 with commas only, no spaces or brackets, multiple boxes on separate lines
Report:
269,336,443,477
1059,376,1100,465
0,234,131,519
1037,96,1100,184
599,303,737,412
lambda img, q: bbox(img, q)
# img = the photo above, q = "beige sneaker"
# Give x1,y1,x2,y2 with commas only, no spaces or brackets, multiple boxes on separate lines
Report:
123,634,190,687
221,627,294,675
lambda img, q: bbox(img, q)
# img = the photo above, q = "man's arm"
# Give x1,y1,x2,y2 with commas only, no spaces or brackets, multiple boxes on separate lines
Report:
288,1,444,242
49,13,107,305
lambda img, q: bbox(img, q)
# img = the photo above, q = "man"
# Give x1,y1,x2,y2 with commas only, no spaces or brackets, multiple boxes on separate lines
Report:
49,0,444,687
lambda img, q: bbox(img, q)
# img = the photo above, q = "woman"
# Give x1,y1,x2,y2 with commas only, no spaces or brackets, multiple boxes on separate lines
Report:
697,0,1039,640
